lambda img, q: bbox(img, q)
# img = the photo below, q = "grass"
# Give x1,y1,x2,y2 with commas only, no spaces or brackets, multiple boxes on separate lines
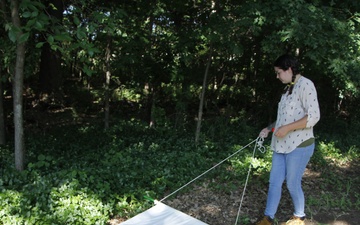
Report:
0,116,359,224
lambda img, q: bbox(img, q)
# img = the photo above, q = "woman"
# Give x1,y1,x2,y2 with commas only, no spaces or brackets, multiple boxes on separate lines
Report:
255,54,320,225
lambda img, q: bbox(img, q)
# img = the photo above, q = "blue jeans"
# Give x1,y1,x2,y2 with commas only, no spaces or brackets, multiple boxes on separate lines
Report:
264,143,314,219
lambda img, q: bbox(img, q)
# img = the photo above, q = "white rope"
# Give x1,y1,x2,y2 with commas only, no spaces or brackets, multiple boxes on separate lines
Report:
160,137,266,205
234,136,265,225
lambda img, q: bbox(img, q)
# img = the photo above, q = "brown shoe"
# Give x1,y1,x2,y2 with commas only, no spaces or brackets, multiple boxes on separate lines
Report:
254,216,273,225
280,216,305,225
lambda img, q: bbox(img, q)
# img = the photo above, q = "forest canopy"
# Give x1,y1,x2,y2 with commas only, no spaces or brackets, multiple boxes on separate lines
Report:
1,0,360,165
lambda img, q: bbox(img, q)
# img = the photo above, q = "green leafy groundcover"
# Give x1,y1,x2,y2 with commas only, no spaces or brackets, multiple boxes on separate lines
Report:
1,118,359,225
0,120,261,225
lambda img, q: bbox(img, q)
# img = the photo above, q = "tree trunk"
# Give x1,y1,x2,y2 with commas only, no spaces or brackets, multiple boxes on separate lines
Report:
0,69,5,145
195,53,212,144
0,0,7,146
11,0,26,171
104,35,112,130
144,82,155,127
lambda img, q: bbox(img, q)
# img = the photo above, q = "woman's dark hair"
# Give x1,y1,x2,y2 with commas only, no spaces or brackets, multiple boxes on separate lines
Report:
274,54,301,95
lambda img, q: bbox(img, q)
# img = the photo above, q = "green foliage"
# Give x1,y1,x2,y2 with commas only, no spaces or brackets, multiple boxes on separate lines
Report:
3,0,360,125
0,120,251,224
1,115,360,223
306,120,360,213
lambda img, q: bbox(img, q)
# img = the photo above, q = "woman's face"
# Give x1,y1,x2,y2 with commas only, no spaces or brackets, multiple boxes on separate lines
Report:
274,67,293,84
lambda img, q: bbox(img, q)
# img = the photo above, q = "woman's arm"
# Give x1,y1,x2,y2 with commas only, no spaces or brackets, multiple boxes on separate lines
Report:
259,122,276,138
274,116,308,138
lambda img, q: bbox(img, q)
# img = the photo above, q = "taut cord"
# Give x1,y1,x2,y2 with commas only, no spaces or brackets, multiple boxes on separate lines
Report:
160,136,266,213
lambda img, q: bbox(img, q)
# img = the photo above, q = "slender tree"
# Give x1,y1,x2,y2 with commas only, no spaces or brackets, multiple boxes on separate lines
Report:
0,67,5,145
195,52,212,144
0,0,7,145
104,35,112,129
10,0,26,171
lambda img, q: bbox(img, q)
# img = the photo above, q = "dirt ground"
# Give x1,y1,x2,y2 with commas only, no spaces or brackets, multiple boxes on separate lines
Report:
111,160,360,225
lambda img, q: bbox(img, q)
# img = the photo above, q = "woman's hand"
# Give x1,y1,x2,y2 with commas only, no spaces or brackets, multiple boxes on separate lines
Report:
274,116,308,138
274,125,289,138
259,127,271,138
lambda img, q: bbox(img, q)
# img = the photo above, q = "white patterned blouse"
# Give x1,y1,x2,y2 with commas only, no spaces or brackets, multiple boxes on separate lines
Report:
271,76,320,153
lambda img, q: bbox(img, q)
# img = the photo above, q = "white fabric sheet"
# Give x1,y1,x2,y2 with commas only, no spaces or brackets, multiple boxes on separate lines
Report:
120,200,208,225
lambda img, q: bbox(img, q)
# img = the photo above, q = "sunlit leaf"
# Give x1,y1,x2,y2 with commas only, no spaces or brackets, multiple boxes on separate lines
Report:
74,16,81,26
22,12,32,18
8,29,17,42
19,32,30,43
54,34,72,42
47,35,54,44
35,21,44,30
36,42,45,48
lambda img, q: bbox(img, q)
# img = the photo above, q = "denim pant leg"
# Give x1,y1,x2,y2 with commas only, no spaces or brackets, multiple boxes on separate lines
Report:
285,143,314,218
264,152,286,219
264,143,314,219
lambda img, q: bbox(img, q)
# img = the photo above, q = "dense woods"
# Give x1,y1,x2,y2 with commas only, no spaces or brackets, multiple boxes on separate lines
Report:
0,1,360,224
2,0,359,165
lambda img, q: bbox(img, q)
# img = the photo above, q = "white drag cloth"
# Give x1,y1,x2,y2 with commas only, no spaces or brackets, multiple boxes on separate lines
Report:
120,200,208,225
